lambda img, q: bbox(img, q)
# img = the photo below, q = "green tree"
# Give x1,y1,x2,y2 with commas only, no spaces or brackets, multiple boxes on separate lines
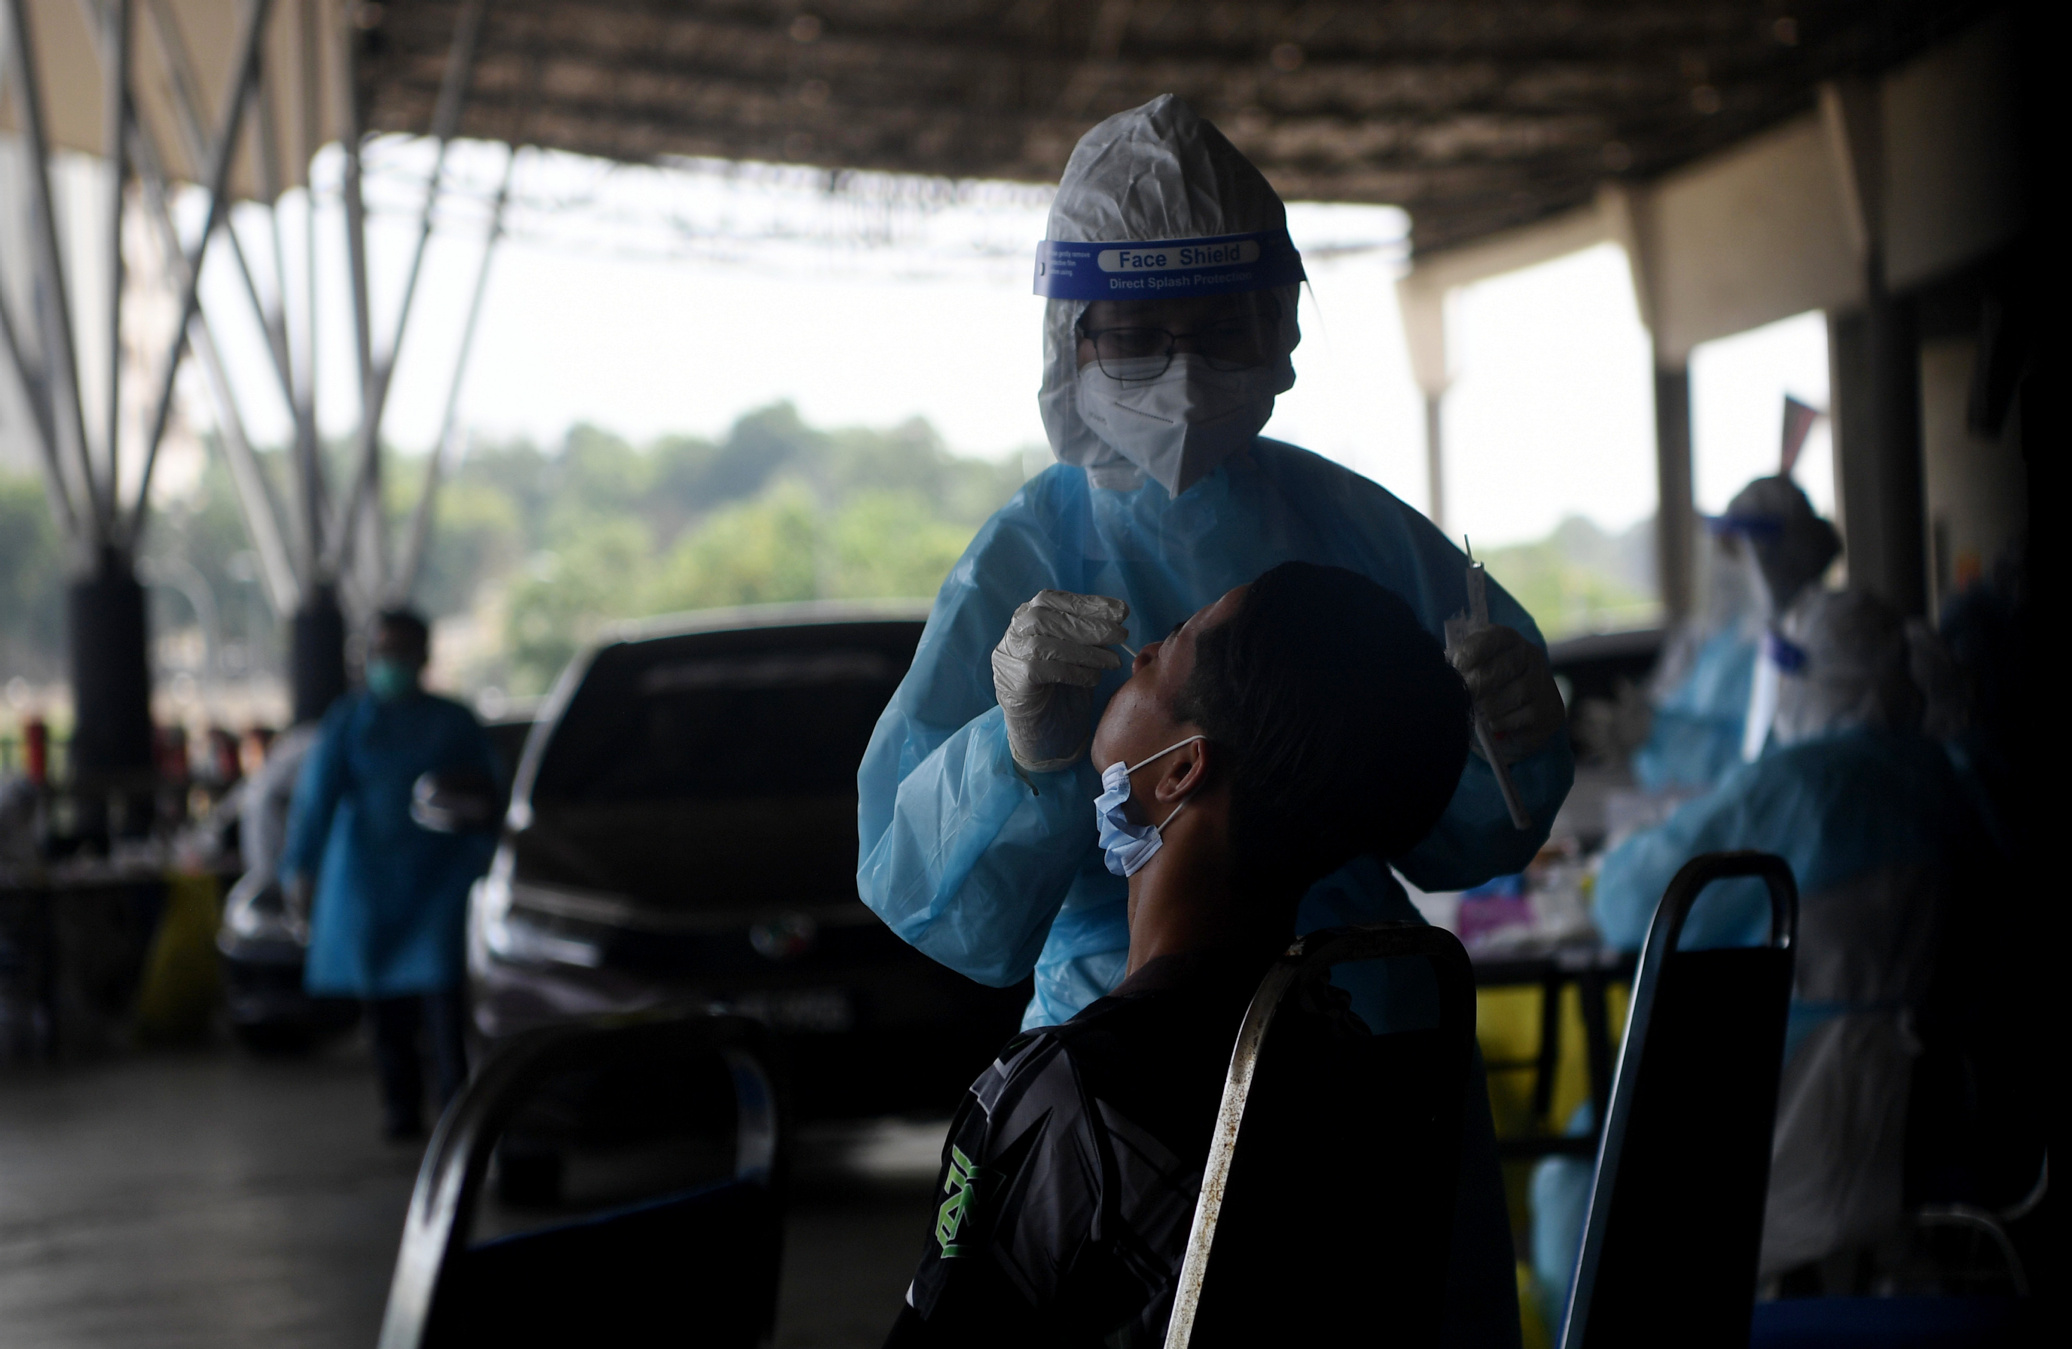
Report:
1482,526,1657,642
437,404,1027,694
826,490,975,600
503,519,654,693
415,477,526,620
142,452,284,681
647,481,821,613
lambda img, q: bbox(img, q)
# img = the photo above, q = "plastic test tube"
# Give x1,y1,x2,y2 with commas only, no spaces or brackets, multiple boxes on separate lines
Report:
1466,559,1534,832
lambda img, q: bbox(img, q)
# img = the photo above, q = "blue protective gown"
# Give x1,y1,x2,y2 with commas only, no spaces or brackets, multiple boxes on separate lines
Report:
1595,727,1979,955
1532,726,1988,1319
282,691,499,997
1631,626,1758,793
857,439,1573,1028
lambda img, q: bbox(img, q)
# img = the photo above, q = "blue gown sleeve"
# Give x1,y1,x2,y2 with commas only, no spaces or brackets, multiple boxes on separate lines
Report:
857,478,1098,987
1633,629,1757,793
449,702,505,872
1284,454,1572,891
280,702,352,882
1593,760,1776,952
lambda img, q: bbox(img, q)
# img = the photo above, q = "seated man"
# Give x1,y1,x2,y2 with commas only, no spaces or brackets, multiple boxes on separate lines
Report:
886,561,1474,1346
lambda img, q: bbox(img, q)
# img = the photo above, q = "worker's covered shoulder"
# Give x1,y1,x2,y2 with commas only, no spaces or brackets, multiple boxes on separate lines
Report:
1744,731,1976,882
1250,439,1518,640
319,690,369,731
1608,730,1976,930
919,467,1081,663
1251,436,1418,518
949,464,1087,583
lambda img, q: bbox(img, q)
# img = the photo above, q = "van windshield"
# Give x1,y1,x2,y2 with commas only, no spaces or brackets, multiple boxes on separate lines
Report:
517,620,922,907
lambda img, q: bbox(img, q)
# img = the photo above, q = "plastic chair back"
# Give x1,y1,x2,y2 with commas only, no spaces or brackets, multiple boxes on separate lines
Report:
1561,851,1798,1349
378,1013,787,1349
1165,921,1477,1348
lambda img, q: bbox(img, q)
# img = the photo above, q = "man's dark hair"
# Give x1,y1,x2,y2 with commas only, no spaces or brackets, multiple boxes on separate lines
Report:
375,608,431,661
1173,562,1471,901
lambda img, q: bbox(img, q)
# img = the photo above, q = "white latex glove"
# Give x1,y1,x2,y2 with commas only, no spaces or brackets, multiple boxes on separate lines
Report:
1447,625,1566,765
991,590,1131,772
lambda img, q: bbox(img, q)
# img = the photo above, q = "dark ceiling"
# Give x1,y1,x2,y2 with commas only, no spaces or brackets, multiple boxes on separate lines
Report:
357,0,1989,255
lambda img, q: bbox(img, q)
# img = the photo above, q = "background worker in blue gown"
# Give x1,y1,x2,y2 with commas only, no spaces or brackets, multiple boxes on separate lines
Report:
1531,588,1987,1322
283,610,499,1140
1632,474,1840,792
857,94,1572,1346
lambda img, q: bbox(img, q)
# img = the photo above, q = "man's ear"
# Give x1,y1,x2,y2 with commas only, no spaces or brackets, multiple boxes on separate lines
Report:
1151,737,1211,806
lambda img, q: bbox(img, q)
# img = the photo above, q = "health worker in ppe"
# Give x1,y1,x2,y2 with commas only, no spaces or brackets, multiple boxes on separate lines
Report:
282,610,500,1139
1531,588,1987,1322
1632,474,1840,792
856,94,1570,1347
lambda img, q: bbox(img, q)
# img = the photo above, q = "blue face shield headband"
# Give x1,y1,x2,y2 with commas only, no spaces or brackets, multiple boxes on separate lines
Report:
1033,230,1305,300
1094,735,1205,878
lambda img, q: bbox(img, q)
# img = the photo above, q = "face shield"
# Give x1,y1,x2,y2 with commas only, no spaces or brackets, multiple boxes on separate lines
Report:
1034,95,1304,496
1713,476,1842,616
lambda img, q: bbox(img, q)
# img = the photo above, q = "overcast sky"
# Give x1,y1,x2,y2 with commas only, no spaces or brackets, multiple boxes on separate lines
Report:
175,137,1834,548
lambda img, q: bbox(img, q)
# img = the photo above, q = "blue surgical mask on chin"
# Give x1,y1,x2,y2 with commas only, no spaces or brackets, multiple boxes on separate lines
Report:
1094,735,1205,878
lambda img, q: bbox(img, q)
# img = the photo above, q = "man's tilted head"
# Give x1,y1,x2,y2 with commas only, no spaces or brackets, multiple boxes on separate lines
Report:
1094,561,1472,906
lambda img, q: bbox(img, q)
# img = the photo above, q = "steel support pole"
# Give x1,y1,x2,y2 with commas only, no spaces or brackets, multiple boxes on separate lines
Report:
328,3,376,581
138,0,296,408
1423,391,1446,533
130,111,300,615
294,0,323,575
393,145,513,603
324,0,486,577
282,0,343,724
0,14,80,544
99,0,131,510
380,0,487,384
127,0,276,535
249,47,303,448
3,0,99,545
0,245,76,544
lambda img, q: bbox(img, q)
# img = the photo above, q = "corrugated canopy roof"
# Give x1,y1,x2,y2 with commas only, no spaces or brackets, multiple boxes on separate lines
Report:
358,0,1980,255
3,0,1983,255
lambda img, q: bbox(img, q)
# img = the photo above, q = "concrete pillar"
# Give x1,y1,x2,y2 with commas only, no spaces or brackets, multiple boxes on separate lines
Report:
291,583,348,725
67,546,155,842
1828,294,1926,615
1423,392,1446,534
1653,365,1696,622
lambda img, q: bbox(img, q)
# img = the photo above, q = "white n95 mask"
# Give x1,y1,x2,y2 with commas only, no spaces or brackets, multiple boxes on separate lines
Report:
1094,735,1205,877
1076,355,1290,498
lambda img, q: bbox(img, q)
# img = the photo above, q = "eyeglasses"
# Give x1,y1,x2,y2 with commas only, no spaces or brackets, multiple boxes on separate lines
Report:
1075,317,1276,381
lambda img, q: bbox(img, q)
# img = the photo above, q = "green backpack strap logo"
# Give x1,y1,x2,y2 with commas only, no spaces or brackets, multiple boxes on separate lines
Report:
935,1144,983,1258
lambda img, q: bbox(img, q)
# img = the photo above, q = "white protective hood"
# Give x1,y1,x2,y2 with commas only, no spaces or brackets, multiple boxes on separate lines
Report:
1037,96,1302,491
1771,588,1966,746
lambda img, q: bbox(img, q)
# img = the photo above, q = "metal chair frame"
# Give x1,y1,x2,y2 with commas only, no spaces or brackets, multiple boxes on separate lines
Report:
377,1012,785,1349
1559,850,1799,1349
1163,920,1477,1349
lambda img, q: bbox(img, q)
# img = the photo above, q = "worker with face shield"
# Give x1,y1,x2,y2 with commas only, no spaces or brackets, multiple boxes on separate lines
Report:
858,95,1572,1345
1530,588,1987,1322
1725,475,1845,764
1632,474,1840,792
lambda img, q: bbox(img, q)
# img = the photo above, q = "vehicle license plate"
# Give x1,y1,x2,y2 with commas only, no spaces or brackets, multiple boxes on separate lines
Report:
724,988,855,1033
